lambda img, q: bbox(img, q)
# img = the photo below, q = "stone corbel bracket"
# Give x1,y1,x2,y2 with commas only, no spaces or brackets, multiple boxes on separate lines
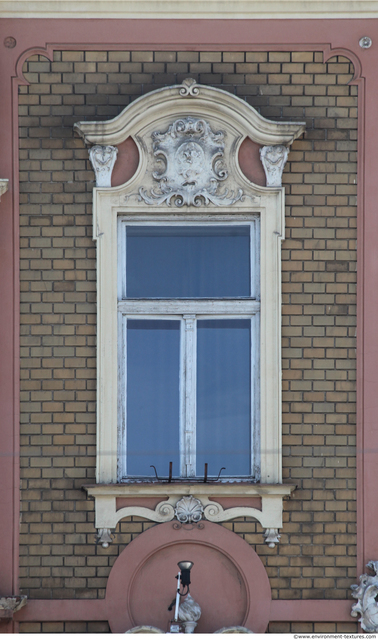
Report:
260,145,289,187
85,483,295,548
0,179,9,200
89,145,118,187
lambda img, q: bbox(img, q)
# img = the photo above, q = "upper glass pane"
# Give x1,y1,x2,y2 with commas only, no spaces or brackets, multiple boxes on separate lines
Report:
126,225,250,298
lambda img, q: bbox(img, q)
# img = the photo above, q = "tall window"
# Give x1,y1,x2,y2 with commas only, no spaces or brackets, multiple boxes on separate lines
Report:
117,218,260,481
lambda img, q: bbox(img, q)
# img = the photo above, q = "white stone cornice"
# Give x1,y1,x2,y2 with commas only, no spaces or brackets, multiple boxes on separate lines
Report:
74,81,305,148
1,0,378,18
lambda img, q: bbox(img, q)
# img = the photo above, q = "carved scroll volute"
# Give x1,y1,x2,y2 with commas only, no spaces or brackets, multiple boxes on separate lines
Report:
259,145,289,187
89,145,118,187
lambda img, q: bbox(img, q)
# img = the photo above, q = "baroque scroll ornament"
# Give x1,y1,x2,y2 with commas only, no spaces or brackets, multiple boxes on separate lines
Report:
139,117,243,207
351,561,378,631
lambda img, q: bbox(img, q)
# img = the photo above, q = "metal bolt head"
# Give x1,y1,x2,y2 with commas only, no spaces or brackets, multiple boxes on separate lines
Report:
359,36,372,49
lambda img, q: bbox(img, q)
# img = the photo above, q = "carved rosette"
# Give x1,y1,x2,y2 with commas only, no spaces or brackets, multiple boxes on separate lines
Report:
89,145,118,187
259,145,289,187
351,561,378,631
139,117,243,207
174,495,204,524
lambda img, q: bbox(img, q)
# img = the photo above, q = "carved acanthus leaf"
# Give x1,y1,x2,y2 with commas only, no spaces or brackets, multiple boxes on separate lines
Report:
351,561,378,631
139,117,244,207
89,145,118,187
260,145,289,187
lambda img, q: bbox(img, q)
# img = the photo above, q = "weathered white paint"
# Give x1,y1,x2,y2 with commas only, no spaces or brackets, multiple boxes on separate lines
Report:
84,483,296,542
74,81,304,491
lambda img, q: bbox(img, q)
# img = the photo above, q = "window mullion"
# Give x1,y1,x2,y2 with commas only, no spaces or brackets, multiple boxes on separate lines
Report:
183,314,196,478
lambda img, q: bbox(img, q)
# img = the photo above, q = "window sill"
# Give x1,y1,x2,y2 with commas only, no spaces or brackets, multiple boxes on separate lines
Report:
84,482,296,548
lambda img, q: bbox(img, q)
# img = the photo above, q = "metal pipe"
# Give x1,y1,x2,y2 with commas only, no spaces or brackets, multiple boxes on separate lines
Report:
174,571,181,622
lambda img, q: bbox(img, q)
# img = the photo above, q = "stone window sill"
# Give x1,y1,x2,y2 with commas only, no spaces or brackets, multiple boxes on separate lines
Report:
84,482,296,548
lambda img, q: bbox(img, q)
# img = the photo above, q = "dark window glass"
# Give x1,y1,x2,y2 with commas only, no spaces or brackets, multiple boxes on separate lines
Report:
126,225,250,298
196,319,251,476
127,320,180,477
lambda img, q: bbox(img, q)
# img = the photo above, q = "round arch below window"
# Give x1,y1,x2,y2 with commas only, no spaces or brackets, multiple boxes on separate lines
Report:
105,521,271,633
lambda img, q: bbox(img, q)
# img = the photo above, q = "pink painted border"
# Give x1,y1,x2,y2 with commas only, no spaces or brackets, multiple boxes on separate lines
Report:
14,598,353,623
0,17,374,627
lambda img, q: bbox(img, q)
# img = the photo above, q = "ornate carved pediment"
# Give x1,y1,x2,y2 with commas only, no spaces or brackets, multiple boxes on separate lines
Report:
139,117,243,207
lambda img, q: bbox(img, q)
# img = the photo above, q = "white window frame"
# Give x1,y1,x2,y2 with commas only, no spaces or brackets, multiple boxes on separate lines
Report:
117,216,261,482
74,80,305,541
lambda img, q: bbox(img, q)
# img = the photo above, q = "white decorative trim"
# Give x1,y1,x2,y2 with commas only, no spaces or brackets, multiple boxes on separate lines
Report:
351,561,378,632
263,528,281,548
260,145,289,187
174,495,204,523
0,179,9,200
74,81,305,148
74,81,304,486
138,116,243,207
89,145,118,187
3,1,378,19
85,483,295,545
96,527,114,548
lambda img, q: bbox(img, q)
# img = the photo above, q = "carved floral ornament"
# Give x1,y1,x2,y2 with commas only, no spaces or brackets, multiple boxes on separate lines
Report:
139,117,243,207
351,560,378,632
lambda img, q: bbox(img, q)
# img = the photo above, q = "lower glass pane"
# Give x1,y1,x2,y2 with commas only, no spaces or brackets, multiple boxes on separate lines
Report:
127,320,180,477
196,319,251,477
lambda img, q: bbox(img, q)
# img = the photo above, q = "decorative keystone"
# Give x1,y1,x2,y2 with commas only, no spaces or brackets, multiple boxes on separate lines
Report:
179,78,200,97
174,495,204,524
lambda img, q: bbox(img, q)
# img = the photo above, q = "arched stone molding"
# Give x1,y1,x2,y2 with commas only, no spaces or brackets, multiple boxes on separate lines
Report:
74,78,304,149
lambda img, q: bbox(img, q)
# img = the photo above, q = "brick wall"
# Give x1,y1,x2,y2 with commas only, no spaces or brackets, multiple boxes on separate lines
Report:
19,49,357,629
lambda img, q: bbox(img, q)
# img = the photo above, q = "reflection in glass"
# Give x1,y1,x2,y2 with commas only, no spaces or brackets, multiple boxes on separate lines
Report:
196,320,251,477
127,320,180,477
126,225,250,298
